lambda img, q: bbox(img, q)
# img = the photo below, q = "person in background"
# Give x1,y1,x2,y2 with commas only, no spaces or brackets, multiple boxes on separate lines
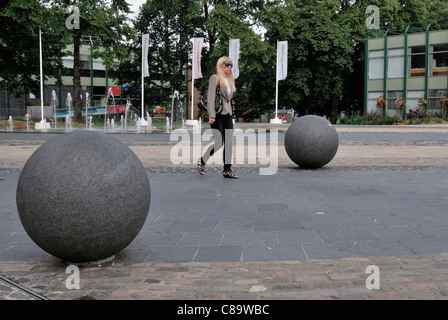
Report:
197,56,238,179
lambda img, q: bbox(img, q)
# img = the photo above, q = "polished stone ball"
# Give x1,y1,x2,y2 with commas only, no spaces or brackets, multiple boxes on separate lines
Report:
284,115,339,169
16,131,151,263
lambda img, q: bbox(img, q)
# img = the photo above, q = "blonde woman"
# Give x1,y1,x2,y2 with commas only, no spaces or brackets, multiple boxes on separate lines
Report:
197,56,238,179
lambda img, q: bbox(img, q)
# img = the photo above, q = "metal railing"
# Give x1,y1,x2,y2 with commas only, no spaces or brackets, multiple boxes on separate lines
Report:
0,108,28,120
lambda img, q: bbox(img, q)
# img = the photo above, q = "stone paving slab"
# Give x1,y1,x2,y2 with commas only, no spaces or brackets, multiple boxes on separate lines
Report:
0,124,448,300
1,253,448,300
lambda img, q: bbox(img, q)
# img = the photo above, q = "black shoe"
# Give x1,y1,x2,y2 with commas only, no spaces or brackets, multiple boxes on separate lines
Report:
222,171,238,179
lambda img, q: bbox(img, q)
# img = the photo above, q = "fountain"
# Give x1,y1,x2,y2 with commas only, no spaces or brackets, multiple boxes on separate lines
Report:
146,112,152,132
148,116,152,132
105,88,115,130
125,101,131,132
67,93,72,115
65,115,70,132
170,90,178,132
85,92,91,129
136,117,142,133
66,93,73,131
25,114,31,132
8,116,13,131
50,90,58,128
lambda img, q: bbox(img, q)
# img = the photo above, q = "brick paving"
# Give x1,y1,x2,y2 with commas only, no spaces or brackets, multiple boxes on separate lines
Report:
1,123,448,300
2,253,448,300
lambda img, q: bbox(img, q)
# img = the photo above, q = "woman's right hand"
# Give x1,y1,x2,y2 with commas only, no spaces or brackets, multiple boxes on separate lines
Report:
209,117,215,124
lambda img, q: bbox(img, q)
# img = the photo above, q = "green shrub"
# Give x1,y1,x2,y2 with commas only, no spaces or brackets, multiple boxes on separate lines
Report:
339,112,447,125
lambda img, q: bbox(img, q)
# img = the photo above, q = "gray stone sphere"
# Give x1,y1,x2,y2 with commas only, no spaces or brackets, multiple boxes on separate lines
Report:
284,115,339,169
16,131,151,263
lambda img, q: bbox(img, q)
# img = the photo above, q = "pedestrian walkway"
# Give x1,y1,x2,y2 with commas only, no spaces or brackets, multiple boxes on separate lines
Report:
1,123,448,300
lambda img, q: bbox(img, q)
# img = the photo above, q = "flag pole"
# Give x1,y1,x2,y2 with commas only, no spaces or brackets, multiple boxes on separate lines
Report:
190,74,194,120
186,38,202,128
276,40,279,118
35,27,49,130
276,67,279,117
40,28,44,122
190,38,196,120
186,46,197,129
141,55,144,121
140,34,149,126
141,35,145,123
271,40,282,124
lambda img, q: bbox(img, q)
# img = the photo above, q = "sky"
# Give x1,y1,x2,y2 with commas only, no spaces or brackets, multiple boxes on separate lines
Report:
126,0,146,21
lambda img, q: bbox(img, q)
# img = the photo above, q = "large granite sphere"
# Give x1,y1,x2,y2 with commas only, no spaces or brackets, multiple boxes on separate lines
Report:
284,115,339,169
16,131,151,263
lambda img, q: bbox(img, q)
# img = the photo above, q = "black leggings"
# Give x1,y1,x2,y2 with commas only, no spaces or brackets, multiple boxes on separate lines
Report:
200,114,233,171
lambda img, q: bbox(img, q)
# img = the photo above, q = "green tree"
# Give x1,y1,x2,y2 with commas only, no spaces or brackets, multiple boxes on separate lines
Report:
0,0,66,97
133,0,203,107
114,0,296,120
285,0,448,121
429,0,448,21
113,0,448,123
51,0,133,122
257,0,355,123
201,0,296,120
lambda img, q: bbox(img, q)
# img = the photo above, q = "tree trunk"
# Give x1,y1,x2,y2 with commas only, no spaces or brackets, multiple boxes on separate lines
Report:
72,31,83,123
302,97,310,115
330,92,339,124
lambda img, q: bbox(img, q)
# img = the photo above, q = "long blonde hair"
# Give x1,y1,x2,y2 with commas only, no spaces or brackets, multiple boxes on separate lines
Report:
216,56,236,92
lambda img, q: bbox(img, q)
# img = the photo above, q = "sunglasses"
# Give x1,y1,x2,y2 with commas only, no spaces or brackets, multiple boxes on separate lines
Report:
223,63,233,68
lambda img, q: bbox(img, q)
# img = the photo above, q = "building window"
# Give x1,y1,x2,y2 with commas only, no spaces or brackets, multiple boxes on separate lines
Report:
368,50,384,79
388,48,404,78
367,92,383,113
387,91,403,116
61,68,74,77
431,45,448,76
409,46,426,77
428,89,448,112
407,91,425,111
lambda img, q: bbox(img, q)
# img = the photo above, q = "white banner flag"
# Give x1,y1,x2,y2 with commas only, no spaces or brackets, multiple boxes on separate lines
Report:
142,34,150,78
229,39,240,79
277,41,288,81
192,38,204,79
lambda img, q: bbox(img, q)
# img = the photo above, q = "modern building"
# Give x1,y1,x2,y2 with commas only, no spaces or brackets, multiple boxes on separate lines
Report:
365,21,448,116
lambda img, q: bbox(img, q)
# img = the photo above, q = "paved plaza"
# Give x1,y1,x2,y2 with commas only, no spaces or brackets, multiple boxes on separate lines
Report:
0,123,448,299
